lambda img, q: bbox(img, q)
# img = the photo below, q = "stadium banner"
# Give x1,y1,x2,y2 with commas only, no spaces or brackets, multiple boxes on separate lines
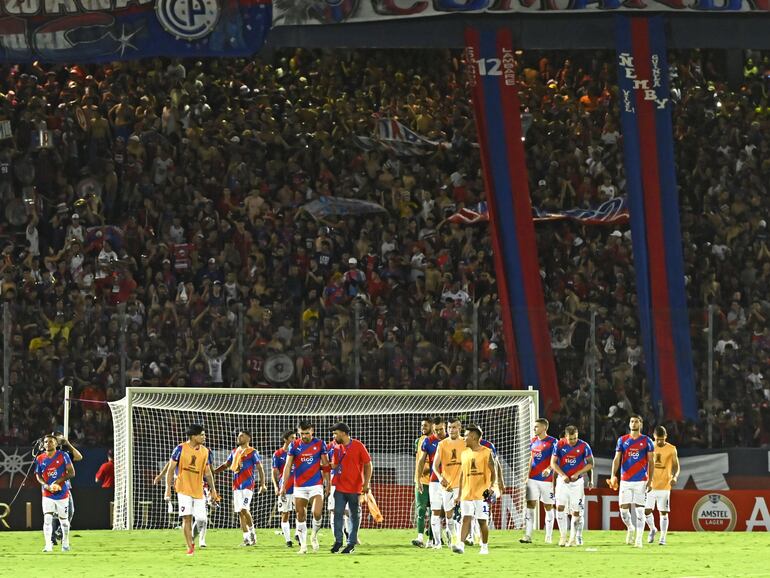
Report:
0,488,114,530
274,0,769,25
0,0,272,63
464,27,560,410
615,16,698,422
576,489,770,532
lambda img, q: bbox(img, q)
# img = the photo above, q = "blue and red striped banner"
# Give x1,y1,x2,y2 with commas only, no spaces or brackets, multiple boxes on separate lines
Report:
464,28,560,411
615,16,698,422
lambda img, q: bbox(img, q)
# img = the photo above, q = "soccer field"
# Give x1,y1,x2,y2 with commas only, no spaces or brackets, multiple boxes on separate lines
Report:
2,530,767,578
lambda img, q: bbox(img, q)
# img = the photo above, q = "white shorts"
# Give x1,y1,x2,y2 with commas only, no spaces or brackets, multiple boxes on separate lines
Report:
429,481,443,510
645,489,671,512
440,486,459,512
278,493,295,513
293,485,323,502
460,500,490,521
233,489,253,513
619,481,647,506
178,493,207,520
526,479,555,505
555,477,584,512
42,497,69,518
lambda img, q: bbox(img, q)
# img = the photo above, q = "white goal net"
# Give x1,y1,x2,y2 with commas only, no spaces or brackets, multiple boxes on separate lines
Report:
109,388,536,532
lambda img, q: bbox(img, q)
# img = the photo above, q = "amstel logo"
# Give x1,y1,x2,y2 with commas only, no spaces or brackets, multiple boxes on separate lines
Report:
692,493,737,531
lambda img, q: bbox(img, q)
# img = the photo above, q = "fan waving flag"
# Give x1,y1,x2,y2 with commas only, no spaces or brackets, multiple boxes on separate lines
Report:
464,28,560,411
615,16,698,422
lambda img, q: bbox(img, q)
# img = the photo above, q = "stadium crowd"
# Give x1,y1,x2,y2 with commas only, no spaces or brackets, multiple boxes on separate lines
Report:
0,48,768,450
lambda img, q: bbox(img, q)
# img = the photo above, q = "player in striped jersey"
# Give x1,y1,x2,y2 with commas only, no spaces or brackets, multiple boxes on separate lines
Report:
610,414,655,548
272,430,297,547
644,426,679,545
550,425,594,547
520,418,558,544
432,418,466,546
35,433,76,552
214,429,266,546
280,421,330,554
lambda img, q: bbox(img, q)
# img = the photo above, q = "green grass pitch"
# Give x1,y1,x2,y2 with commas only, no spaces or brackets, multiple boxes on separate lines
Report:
2,529,767,578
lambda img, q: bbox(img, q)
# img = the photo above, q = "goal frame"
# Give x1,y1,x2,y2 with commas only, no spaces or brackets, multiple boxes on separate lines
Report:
113,387,539,531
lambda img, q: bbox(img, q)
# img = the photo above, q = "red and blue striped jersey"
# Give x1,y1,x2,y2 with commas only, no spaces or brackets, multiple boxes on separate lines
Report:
529,435,558,482
480,438,498,458
421,434,441,482
327,439,338,478
616,434,655,482
226,447,261,491
289,437,327,487
554,438,593,479
272,447,294,495
36,450,72,500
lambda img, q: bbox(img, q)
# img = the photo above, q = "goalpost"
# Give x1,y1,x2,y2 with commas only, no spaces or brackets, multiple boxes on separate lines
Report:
108,388,537,532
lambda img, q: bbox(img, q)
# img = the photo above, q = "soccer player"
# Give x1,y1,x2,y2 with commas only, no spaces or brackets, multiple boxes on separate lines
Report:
550,425,594,547
164,424,219,556
644,425,679,546
610,414,655,548
280,421,329,554
432,418,466,546
272,430,296,547
520,417,558,544
35,433,76,552
415,417,448,548
154,456,176,527
50,434,82,546
466,435,504,546
452,424,496,555
214,429,266,546
412,417,433,547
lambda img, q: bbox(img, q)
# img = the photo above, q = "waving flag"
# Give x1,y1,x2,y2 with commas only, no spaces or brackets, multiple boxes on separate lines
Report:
464,28,560,411
448,197,628,227
533,197,629,225
615,16,697,422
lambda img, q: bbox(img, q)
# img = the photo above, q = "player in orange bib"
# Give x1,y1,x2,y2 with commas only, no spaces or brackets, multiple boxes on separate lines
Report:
452,424,496,555
644,426,679,546
432,418,466,546
164,424,219,556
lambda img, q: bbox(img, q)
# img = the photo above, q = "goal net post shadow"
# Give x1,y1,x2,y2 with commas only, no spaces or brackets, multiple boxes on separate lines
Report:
109,388,537,531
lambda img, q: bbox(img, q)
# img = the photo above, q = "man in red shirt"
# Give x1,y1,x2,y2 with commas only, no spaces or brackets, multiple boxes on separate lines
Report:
95,450,114,489
329,422,372,555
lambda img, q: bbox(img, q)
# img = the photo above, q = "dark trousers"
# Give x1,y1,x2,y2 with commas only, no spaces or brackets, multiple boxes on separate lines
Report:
333,491,360,546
